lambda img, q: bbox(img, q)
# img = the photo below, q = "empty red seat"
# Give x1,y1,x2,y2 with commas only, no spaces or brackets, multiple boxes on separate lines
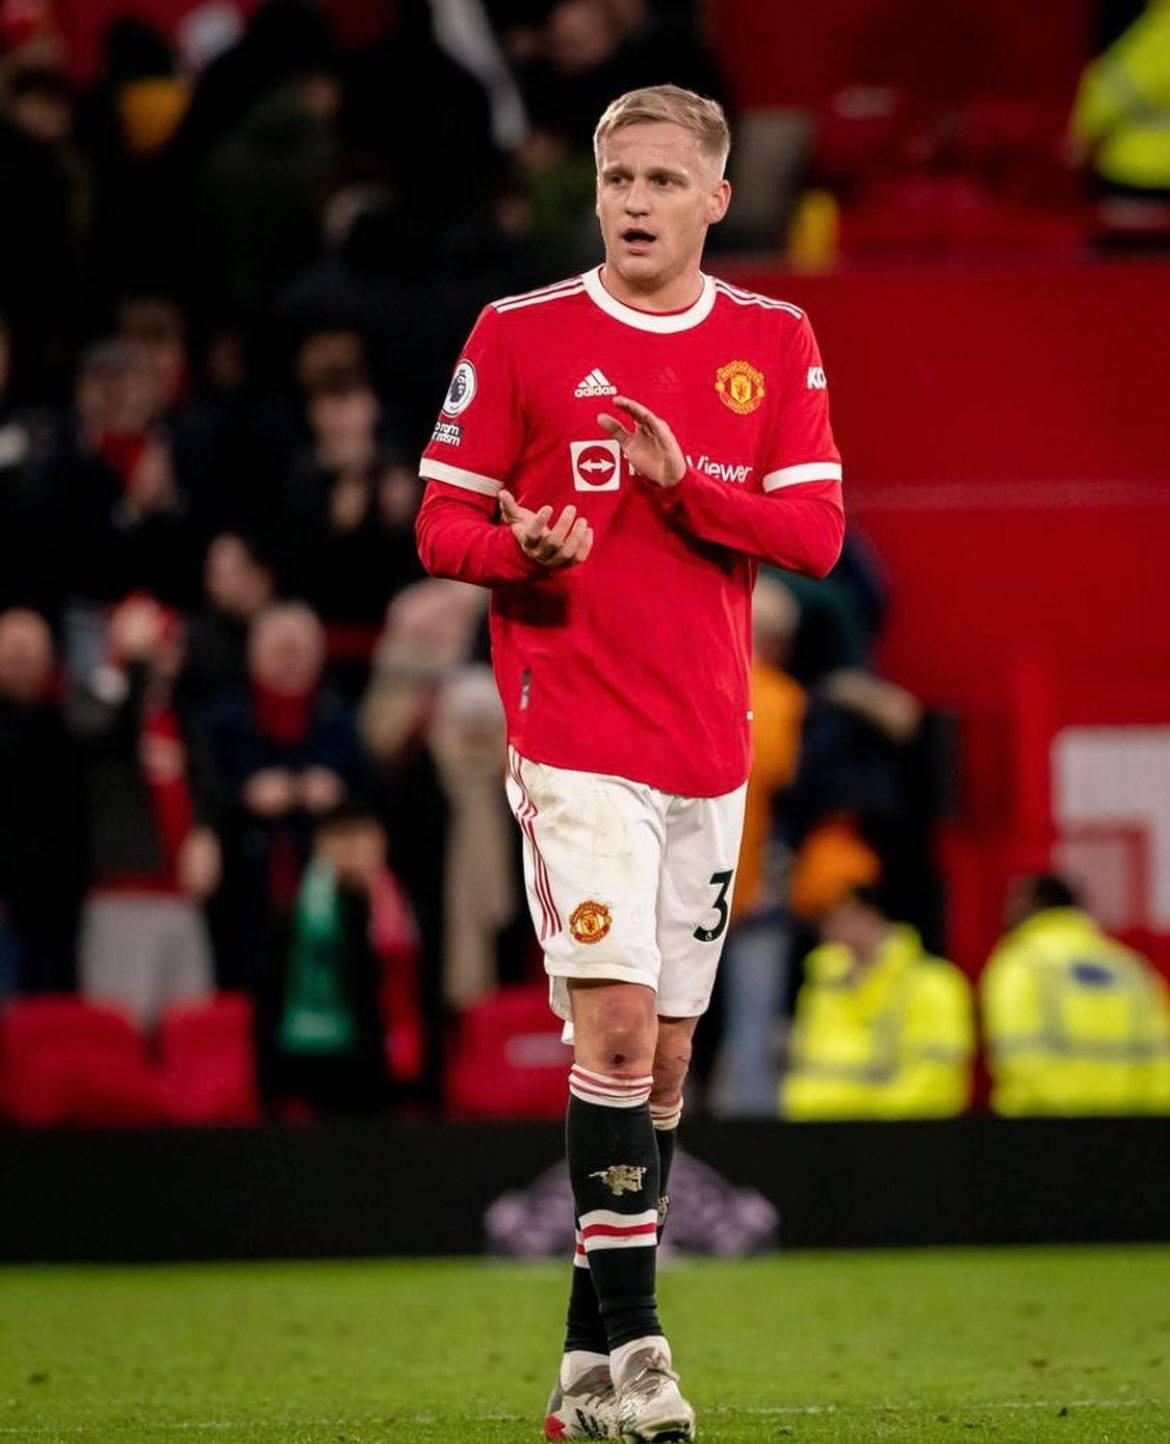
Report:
447,983,571,1119
158,992,260,1125
0,996,168,1127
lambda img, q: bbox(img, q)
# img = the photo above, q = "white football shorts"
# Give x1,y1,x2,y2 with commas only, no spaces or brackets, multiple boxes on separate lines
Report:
505,746,747,1023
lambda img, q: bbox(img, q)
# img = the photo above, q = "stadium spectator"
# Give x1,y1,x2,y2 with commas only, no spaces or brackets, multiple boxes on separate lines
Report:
71,593,220,1028
782,660,927,928
0,608,84,996
76,19,190,309
359,580,493,1104
710,576,805,1117
781,883,973,1120
279,367,423,624
197,54,341,317
178,532,277,711
429,665,530,1008
0,55,83,385
45,341,204,638
200,601,371,984
255,804,419,1116
1069,0,1170,237
0,314,66,616
981,875,1170,1116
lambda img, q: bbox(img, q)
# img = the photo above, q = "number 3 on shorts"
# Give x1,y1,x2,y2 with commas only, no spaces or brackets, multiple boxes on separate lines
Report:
693,869,734,943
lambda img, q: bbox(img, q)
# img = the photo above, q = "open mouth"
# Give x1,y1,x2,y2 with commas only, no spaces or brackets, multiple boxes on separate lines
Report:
621,228,657,245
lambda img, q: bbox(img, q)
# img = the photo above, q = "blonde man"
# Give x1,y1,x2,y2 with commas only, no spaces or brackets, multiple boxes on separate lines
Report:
417,85,844,1441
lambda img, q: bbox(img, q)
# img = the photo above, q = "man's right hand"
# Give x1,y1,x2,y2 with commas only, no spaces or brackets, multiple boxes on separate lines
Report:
499,490,593,568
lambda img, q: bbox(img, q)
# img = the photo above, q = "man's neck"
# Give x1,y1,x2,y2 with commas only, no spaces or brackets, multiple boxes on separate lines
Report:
599,262,704,314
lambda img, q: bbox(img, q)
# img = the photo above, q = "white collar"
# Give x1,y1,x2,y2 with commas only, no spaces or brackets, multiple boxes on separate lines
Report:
581,265,716,333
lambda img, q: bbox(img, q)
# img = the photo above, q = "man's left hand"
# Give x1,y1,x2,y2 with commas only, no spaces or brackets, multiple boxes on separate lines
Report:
598,395,686,488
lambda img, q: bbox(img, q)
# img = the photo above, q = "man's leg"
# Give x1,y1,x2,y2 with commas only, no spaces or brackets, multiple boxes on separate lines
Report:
649,1015,697,1226
567,979,661,1350
567,982,695,1440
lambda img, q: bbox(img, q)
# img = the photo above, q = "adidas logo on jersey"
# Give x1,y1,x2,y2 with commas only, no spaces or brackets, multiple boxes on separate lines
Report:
574,369,618,398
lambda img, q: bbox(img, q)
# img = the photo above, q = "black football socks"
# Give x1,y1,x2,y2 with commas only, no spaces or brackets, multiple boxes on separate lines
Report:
565,1064,662,1352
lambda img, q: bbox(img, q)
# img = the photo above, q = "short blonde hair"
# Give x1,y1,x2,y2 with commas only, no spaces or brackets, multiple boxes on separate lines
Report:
593,84,731,176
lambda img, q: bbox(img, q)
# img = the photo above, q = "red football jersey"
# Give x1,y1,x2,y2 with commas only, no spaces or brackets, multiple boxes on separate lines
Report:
416,266,844,797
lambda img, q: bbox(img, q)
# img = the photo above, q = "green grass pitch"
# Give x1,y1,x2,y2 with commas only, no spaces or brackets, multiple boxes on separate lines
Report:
1,1246,1168,1442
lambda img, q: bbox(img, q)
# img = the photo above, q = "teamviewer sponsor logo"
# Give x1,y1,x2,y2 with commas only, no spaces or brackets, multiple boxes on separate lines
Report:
570,439,621,491
574,369,618,398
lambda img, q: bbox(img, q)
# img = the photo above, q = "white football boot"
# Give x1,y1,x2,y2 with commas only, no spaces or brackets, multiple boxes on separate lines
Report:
611,1336,695,1442
544,1354,620,1439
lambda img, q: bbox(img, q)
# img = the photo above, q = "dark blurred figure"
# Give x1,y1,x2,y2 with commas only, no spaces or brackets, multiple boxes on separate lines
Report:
0,314,66,616
0,56,85,388
198,51,341,318
709,576,805,1116
179,532,277,712
77,19,191,311
256,804,421,1116
201,602,371,985
280,365,424,624
342,0,521,245
71,594,221,1028
0,609,84,997
45,337,204,622
516,0,726,153
360,583,526,1104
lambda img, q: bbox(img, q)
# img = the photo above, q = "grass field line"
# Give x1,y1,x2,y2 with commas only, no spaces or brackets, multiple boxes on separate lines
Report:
724,1399,1163,1415
0,1399,1164,1436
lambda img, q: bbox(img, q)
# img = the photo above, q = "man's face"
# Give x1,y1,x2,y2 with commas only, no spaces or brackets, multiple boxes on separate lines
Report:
596,121,729,294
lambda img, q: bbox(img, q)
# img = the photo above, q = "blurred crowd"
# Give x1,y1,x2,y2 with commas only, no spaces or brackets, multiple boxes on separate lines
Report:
1,0,1167,1124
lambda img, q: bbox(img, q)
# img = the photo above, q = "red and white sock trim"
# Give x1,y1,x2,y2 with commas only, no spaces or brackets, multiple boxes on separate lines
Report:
650,1096,683,1131
579,1207,659,1253
573,1228,590,1269
569,1065,653,1109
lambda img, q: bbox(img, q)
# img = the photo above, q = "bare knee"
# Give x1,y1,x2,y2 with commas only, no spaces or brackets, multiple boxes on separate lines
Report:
571,981,657,1076
652,1018,695,1104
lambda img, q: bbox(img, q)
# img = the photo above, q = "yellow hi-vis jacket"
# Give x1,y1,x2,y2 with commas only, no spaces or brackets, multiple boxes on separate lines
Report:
781,926,974,1120
1069,4,1170,190
981,908,1170,1116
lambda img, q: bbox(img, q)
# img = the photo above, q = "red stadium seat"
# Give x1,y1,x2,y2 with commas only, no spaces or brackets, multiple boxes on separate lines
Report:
0,996,168,1127
158,993,261,1125
446,984,571,1119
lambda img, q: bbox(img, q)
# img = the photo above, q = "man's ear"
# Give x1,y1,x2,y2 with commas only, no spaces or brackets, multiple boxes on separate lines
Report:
708,178,732,225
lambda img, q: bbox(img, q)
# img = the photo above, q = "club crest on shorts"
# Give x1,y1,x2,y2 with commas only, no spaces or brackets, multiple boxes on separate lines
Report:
590,1164,647,1196
715,359,765,415
570,899,612,944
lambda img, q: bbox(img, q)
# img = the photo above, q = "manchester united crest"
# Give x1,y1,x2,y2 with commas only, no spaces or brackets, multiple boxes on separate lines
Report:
715,359,765,415
590,1164,647,1197
570,899,612,945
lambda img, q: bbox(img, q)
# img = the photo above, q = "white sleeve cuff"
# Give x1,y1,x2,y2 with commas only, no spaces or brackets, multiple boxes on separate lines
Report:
419,458,502,496
762,461,843,492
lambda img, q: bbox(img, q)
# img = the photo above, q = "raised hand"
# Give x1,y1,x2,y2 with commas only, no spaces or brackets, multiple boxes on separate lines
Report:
499,490,594,568
597,395,686,488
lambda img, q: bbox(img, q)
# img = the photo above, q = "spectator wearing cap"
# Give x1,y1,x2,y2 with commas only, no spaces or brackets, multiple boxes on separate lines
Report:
781,883,974,1120
0,609,85,996
71,593,221,1028
981,875,1170,1116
